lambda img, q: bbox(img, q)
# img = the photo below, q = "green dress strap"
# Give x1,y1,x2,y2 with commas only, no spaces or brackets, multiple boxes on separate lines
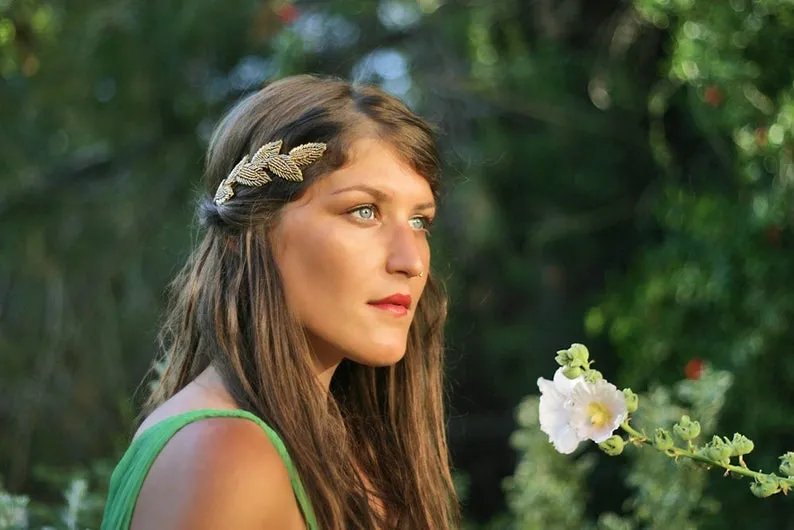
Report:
100,408,318,530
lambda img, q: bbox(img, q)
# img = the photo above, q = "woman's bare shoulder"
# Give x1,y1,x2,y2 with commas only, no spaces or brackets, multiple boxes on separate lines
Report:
130,416,305,530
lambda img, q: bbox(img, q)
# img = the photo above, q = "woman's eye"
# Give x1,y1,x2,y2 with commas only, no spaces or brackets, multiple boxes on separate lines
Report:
409,216,433,233
351,205,376,221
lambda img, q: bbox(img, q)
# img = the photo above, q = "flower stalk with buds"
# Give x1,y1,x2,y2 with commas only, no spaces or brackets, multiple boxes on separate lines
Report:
538,344,794,498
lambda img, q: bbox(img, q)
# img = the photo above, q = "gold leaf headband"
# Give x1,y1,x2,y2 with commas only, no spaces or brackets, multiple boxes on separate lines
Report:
213,139,327,205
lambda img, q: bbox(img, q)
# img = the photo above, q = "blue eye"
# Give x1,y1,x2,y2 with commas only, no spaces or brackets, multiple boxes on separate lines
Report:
410,216,433,233
351,205,376,221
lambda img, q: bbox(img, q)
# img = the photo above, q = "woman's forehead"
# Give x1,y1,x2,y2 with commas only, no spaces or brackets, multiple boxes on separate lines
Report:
304,138,435,205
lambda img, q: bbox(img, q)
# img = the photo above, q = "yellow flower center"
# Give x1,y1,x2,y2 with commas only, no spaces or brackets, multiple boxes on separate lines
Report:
587,401,612,429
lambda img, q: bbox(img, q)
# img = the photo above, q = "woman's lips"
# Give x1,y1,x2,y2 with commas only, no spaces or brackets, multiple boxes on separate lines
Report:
368,293,411,316
369,302,409,316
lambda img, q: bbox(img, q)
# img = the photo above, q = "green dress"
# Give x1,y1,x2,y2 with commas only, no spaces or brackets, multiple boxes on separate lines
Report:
100,408,318,530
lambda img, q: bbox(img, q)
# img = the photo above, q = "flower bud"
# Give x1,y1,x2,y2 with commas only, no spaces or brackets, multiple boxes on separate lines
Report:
779,452,794,477
673,415,701,441
653,428,674,451
705,435,732,465
562,365,583,379
598,435,625,456
555,343,591,369
568,343,590,367
730,433,754,457
555,349,573,367
583,369,603,383
750,474,781,498
622,389,639,413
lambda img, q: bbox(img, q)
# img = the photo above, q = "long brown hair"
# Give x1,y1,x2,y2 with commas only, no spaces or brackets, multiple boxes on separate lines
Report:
145,74,459,529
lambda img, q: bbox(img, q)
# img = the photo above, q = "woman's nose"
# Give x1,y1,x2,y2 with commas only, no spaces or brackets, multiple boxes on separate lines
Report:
385,224,424,278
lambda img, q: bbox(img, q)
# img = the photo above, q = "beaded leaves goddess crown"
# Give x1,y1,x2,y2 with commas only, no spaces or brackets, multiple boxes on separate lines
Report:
213,139,327,205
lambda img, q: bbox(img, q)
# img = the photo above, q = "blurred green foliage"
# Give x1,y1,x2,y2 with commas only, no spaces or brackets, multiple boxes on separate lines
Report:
586,1,794,527
2,0,794,528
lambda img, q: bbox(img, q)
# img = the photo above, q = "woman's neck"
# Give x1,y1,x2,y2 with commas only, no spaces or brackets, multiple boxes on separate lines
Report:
192,365,240,409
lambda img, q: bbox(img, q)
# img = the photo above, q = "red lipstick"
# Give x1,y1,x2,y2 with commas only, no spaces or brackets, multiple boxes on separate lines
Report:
368,293,412,316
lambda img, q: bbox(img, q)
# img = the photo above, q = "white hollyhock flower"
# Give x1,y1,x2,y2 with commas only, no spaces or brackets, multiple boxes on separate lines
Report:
569,379,627,443
537,368,627,453
537,368,586,454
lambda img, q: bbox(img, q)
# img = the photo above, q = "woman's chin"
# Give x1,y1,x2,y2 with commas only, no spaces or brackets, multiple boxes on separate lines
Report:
348,345,408,367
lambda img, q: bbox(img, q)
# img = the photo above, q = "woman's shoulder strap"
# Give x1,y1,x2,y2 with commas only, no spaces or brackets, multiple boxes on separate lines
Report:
100,408,318,530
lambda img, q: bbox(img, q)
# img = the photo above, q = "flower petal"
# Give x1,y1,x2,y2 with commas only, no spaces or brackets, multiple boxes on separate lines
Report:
538,378,569,433
538,377,586,454
569,379,628,443
551,424,582,454
553,367,584,395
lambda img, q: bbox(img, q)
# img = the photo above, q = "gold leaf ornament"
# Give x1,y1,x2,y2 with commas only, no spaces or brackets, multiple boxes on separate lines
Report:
267,154,303,181
213,176,235,205
289,142,327,166
213,140,327,205
249,140,283,168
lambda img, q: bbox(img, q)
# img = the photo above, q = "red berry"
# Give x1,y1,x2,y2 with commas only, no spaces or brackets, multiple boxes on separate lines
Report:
704,85,723,107
765,225,781,246
755,127,768,148
685,358,704,380
277,4,300,25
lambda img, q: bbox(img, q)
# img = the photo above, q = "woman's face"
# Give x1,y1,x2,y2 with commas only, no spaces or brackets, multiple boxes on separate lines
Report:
273,137,435,375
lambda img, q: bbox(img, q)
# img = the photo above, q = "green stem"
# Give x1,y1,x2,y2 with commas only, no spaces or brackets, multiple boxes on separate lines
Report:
621,420,645,441
619,420,794,486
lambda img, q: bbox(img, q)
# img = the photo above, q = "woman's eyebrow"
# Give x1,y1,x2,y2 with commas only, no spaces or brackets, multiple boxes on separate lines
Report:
330,184,436,210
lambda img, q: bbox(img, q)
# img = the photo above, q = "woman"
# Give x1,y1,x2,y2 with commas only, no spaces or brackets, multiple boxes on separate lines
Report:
100,74,461,529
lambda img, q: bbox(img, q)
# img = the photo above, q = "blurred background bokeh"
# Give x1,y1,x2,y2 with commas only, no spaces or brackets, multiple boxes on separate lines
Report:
2,0,794,528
